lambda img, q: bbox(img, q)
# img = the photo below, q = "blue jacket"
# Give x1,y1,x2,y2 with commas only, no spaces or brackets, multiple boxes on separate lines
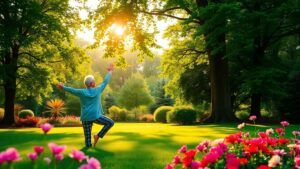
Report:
63,73,111,121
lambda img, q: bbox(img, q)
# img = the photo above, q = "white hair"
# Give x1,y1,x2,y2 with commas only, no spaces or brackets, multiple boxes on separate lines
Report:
84,75,95,87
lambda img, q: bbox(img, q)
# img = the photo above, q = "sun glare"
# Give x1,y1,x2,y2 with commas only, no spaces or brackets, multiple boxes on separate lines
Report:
110,24,125,36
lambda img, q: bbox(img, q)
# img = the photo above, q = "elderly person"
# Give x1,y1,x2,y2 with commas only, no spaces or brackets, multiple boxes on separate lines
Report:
57,63,115,148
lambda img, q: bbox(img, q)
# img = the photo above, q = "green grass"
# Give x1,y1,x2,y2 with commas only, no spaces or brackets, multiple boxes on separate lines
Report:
0,123,299,169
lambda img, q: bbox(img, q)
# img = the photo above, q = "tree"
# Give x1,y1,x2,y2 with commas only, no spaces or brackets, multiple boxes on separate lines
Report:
104,92,116,114
118,73,153,109
227,0,300,117
92,0,235,122
0,0,87,125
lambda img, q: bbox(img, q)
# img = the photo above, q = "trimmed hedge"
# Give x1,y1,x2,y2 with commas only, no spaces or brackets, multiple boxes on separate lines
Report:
108,106,128,121
18,109,34,119
235,110,250,120
167,106,197,125
154,106,173,123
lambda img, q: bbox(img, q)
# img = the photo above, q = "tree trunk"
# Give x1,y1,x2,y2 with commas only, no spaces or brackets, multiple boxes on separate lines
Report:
1,46,19,126
250,93,261,118
207,53,233,123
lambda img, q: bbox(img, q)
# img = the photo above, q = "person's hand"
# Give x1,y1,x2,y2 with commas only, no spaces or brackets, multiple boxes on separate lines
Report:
56,82,64,90
107,63,114,72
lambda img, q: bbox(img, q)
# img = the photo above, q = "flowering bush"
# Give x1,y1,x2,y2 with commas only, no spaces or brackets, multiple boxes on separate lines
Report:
38,116,81,126
165,116,300,169
15,116,40,127
0,122,101,169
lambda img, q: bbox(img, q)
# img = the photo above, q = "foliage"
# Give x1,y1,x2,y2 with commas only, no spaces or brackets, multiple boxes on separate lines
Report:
235,110,250,121
18,109,35,119
153,106,173,123
44,99,66,119
261,108,273,118
15,116,40,127
0,0,89,125
167,106,198,125
38,116,81,126
138,114,154,122
108,106,128,121
104,92,116,114
148,79,174,114
65,94,81,116
118,73,153,109
0,108,4,121
165,119,300,169
130,106,149,120
14,104,24,116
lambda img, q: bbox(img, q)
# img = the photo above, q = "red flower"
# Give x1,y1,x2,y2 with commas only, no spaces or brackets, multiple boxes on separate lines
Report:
225,132,242,144
278,138,290,145
257,165,271,169
238,158,248,165
258,132,268,138
244,145,259,154
275,128,284,135
182,150,197,167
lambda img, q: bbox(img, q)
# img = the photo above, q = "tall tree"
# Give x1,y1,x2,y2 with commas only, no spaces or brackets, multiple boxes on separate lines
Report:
118,73,153,109
227,0,300,117
0,0,87,125
92,0,236,122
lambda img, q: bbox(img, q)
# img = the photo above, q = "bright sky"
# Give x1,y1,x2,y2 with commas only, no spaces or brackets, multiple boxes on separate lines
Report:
69,0,173,51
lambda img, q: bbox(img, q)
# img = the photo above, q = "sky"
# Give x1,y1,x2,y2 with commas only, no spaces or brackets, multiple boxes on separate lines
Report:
69,0,173,51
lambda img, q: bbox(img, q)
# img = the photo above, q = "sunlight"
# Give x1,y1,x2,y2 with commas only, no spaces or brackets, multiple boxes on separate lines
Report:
115,26,125,36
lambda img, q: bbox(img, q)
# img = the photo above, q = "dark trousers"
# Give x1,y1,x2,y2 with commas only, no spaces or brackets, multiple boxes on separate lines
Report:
82,115,114,147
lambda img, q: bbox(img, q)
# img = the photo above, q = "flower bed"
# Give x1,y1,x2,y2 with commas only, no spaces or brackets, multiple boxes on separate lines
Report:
165,117,300,169
0,123,101,169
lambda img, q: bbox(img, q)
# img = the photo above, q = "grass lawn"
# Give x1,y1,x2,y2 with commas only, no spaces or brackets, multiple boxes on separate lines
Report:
0,123,299,169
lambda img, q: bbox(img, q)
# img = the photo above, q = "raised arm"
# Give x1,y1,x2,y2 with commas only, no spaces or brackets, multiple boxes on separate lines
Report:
97,63,114,93
57,82,83,97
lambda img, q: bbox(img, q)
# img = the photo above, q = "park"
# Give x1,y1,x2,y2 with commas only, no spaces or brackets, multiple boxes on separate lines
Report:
0,0,300,169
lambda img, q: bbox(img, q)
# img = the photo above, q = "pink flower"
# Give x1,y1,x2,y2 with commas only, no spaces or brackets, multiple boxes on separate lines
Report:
87,157,101,169
196,144,206,152
48,143,66,155
293,131,300,137
244,132,250,137
55,154,64,161
237,123,245,129
226,155,240,169
203,152,219,163
178,145,187,153
44,157,51,164
40,123,53,134
69,149,87,162
280,121,289,127
164,164,173,169
3,148,21,162
272,149,286,156
268,155,281,168
0,152,5,164
249,115,256,121
191,160,201,169
27,152,38,161
172,155,180,165
79,164,94,169
295,156,300,169
33,146,44,155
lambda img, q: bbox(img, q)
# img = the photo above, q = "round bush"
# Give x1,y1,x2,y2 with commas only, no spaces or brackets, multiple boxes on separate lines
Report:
261,108,272,118
18,109,34,119
235,110,250,120
154,106,173,123
0,108,4,121
167,106,197,125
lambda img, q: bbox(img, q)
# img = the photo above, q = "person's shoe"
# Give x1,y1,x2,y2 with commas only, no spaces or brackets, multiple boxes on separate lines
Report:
93,134,99,147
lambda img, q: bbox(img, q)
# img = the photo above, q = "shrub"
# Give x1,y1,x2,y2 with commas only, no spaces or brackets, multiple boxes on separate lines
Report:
261,108,273,118
0,108,4,121
130,106,149,120
15,116,40,127
235,110,250,120
108,106,128,121
139,114,154,122
153,106,173,123
167,106,197,125
44,99,66,118
18,109,34,119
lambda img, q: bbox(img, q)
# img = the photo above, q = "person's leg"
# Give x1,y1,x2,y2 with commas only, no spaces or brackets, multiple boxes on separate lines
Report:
82,121,93,147
93,115,114,147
